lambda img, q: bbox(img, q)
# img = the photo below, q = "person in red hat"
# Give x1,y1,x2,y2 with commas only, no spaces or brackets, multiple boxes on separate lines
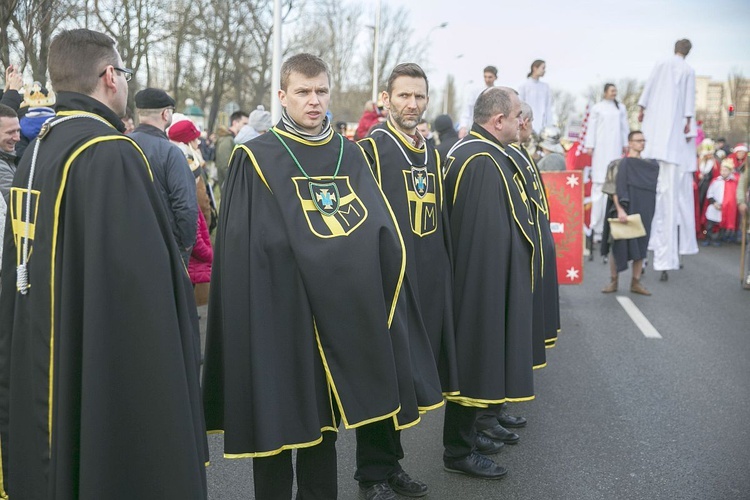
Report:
168,118,215,306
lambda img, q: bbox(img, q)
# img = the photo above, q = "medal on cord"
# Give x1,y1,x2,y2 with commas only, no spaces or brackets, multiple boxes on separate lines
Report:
372,127,430,198
271,129,344,216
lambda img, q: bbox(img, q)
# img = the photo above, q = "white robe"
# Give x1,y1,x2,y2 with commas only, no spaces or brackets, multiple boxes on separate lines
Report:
677,122,698,255
585,99,629,183
638,54,695,163
518,78,553,134
648,160,680,271
459,83,493,131
585,99,630,236
640,53,695,271
705,176,725,223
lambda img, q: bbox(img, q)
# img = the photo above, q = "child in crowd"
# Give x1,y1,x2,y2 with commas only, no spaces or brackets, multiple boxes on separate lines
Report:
703,159,737,246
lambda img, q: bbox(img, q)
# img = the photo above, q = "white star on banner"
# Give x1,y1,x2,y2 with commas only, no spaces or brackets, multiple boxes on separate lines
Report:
566,175,579,188
566,267,580,280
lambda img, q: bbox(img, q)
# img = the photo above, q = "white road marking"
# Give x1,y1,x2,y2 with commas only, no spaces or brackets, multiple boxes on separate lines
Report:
616,296,663,339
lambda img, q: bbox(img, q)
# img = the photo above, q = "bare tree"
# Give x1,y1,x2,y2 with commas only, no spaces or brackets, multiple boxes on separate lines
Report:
0,0,20,69
303,0,362,118
552,88,576,132
360,4,426,95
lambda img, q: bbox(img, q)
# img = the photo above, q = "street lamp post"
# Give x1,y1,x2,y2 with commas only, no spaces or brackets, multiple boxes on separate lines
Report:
371,0,381,103
271,0,282,122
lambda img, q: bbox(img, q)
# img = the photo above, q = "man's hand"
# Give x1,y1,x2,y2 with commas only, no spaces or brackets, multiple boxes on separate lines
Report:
617,206,628,223
458,127,468,139
684,117,691,135
740,203,748,216
713,202,722,210
638,107,644,123
585,148,594,155
4,65,22,91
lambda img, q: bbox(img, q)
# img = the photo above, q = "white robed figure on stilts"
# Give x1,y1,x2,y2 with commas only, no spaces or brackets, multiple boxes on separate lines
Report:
637,38,696,281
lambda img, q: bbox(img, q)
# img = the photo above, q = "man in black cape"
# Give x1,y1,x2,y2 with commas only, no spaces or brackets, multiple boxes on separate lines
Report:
202,53,430,499
601,130,659,295
441,87,536,479
357,63,459,499
0,29,207,499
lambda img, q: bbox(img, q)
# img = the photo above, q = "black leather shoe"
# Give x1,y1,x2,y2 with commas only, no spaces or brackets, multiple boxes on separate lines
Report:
359,482,397,500
387,470,428,497
475,433,504,455
497,412,527,428
444,451,508,479
479,424,519,444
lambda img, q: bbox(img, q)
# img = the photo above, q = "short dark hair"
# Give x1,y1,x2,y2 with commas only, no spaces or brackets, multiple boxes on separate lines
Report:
229,110,249,124
280,53,330,91
0,103,18,119
628,130,643,141
675,39,692,56
474,87,512,124
483,66,498,77
386,63,429,95
49,29,119,95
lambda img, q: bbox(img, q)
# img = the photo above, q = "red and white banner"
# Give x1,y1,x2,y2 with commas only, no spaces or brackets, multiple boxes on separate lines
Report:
542,170,584,285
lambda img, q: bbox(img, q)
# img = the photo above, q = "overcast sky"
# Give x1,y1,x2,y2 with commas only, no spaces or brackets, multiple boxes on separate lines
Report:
364,0,750,114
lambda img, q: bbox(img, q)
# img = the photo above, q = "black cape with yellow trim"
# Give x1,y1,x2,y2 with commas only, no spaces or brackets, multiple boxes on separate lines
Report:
202,123,427,459
515,144,561,344
359,121,459,398
486,143,546,369
0,92,207,499
441,124,536,406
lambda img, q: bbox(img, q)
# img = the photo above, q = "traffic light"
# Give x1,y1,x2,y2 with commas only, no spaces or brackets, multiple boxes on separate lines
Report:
728,104,735,118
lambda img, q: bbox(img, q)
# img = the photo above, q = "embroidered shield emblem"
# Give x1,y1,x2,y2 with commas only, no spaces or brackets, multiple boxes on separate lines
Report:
294,177,368,238
402,169,437,237
309,181,340,216
411,166,429,199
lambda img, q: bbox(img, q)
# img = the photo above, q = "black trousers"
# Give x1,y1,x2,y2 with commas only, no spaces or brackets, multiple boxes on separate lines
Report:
475,404,502,432
354,418,404,486
443,401,478,460
253,430,338,500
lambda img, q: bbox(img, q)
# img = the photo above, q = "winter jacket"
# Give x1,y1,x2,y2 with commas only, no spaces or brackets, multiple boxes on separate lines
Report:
188,210,212,284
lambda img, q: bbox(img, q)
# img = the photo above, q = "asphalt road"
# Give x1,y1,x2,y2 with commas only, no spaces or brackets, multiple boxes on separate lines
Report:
200,242,750,500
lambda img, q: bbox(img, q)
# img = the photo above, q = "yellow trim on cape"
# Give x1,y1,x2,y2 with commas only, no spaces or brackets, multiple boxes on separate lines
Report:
312,320,400,430
48,134,152,450
533,362,548,370
0,433,7,498
446,393,536,408
271,126,334,146
451,149,536,290
237,145,272,192
222,427,339,459
357,137,382,186
385,120,428,154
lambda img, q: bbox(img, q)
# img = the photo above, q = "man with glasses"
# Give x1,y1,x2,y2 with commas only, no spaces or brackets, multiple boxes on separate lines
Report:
0,29,207,498
130,88,197,266
600,131,659,295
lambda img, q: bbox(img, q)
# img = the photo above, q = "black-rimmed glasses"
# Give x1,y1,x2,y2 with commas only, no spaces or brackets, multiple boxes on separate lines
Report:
99,66,134,82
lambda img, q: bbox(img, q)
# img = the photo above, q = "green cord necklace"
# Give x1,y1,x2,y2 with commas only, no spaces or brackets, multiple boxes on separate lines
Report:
271,128,345,216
